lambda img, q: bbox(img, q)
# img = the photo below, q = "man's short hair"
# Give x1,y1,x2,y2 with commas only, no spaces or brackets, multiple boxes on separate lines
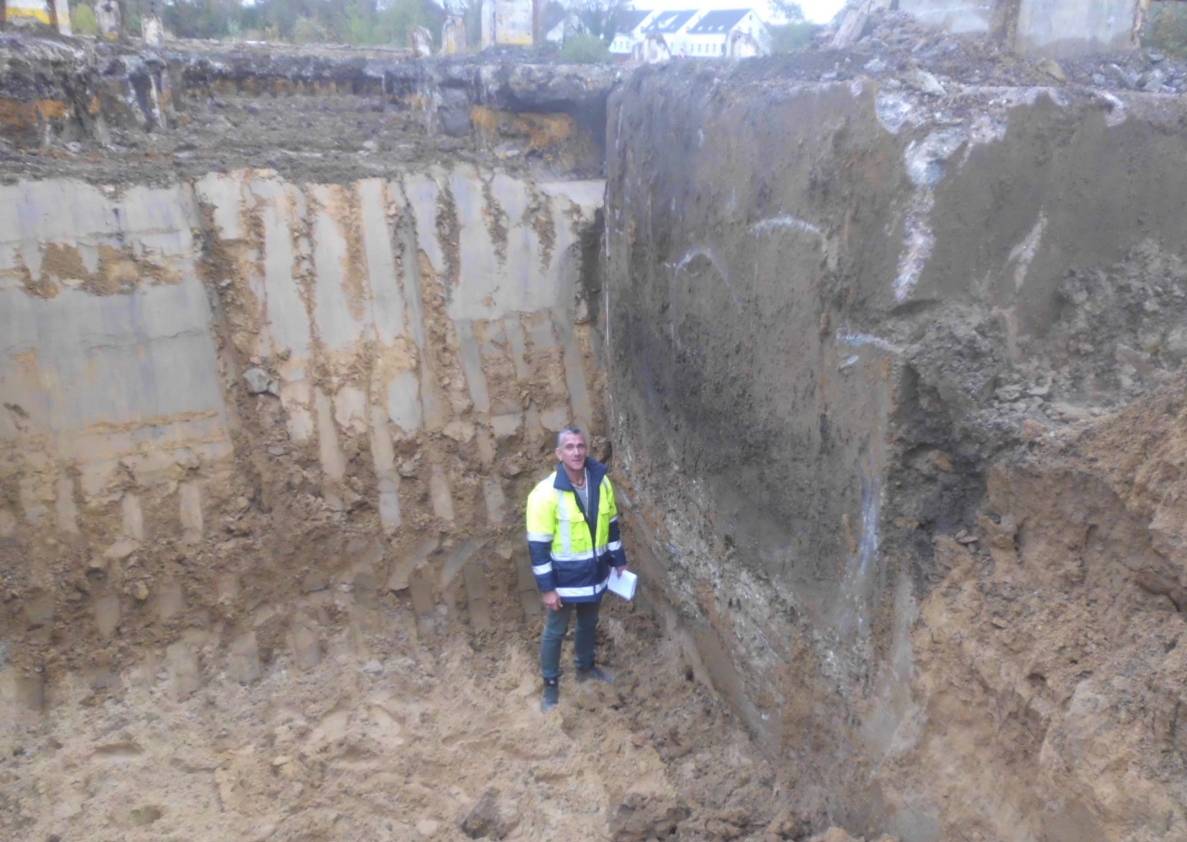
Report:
556,426,585,449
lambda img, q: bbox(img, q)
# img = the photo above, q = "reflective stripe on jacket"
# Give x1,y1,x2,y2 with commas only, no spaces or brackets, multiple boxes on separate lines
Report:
525,458,627,603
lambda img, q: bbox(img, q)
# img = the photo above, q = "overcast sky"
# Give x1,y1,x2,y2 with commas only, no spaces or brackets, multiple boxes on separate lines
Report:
797,0,846,21
630,0,847,23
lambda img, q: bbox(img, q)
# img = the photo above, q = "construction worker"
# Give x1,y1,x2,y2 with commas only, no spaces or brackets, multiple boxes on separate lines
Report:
526,426,628,712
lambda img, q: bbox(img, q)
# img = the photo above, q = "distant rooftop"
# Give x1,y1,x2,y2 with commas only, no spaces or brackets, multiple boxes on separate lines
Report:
645,10,697,34
687,9,751,34
615,9,653,34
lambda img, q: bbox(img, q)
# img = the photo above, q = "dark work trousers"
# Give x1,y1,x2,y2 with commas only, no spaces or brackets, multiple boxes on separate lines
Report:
539,601,599,680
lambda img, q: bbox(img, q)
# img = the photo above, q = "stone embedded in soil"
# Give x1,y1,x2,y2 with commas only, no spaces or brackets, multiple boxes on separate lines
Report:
242,367,278,396
460,787,515,840
128,805,164,826
608,791,691,842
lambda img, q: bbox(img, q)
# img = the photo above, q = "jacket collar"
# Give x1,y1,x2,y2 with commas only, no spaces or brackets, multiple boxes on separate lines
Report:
554,458,605,531
552,458,606,491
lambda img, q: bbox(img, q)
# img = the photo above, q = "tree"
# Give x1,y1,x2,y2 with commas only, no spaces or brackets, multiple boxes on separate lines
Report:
460,0,482,46
540,0,567,35
769,0,817,53
146,0,446,45
161,0,243,39
559,31,610,61
573,0,630,44
1144,1,1187,57
72,4,100,35
771,0,804,23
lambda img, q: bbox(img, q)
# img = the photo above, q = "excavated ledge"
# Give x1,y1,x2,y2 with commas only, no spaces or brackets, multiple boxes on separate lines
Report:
0,34,620,184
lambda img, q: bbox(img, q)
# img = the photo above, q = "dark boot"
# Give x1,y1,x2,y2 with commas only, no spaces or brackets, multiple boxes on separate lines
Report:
576,666,613,684
540,678,559,712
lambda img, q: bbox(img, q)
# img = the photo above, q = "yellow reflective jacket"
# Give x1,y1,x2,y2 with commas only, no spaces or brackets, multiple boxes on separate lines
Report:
525,458,626,602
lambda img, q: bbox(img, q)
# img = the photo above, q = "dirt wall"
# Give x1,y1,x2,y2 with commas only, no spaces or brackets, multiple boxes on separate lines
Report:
0,40,821,842
0,163,606,718
604,60,1187,839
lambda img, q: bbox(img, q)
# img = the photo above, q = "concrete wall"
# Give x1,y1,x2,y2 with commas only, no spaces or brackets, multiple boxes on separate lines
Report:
1016,0,1141,55
0,165,604,708
0,181,231,517
605,64,1187,840
899,0,996,34
901,0,1143,54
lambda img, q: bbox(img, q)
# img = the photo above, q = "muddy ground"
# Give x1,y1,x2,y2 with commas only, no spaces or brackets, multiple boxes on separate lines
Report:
1,592,798,842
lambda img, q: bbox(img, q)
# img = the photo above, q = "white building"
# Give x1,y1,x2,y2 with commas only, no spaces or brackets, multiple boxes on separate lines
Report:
641,9,699,55
674,9,770,59
613,8,771,61
609,9,657,56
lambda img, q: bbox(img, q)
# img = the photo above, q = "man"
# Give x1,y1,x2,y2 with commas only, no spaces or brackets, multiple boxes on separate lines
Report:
526,426,628,712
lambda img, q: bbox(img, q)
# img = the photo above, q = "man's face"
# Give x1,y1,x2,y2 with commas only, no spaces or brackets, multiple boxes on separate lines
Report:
555,432,588,473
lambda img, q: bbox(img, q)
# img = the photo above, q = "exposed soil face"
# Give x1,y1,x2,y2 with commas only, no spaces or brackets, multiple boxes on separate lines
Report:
896,381,1187,842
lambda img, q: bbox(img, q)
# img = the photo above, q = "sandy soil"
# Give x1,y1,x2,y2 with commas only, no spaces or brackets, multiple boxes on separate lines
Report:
0,593,789,842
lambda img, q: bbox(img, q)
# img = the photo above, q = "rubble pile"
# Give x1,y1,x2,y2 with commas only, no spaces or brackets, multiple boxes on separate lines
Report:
751,7,1187,93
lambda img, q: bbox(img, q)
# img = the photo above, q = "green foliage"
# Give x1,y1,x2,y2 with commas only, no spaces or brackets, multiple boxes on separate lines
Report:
770,20,818,54
159,0,441,45
574,0,630,44
1143,2,1187,57
558,32,610,63
163,0,244,39
373,0,440,46
71,4,100,36
291,15,331,44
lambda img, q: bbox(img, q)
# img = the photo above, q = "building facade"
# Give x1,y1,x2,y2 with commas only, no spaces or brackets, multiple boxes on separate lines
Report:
613,8,771,61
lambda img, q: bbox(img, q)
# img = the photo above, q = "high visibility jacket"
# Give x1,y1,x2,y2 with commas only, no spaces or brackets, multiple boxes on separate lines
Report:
525,458,627,603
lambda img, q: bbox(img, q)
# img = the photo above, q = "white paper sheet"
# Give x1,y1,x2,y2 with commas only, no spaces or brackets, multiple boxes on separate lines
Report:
606,569,638,601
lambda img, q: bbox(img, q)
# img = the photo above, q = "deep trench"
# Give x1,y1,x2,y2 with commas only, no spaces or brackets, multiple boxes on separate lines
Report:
4,29,1187,842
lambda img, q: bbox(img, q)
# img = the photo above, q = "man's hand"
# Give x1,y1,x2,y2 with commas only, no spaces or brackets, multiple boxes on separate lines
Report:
613,565,627,578
542,591,563,611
